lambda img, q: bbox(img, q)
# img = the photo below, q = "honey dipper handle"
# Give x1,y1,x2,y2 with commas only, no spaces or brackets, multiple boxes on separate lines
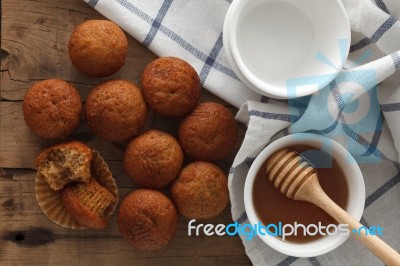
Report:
296,178,400,266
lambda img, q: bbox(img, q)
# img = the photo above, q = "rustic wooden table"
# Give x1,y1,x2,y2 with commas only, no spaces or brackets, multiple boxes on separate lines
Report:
0,0,251,265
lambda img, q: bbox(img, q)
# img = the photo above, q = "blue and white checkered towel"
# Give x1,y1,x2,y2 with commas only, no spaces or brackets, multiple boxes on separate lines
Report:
85,0,400,265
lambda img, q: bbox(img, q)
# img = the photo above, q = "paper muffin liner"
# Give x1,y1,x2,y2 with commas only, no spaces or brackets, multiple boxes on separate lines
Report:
35,149,119,229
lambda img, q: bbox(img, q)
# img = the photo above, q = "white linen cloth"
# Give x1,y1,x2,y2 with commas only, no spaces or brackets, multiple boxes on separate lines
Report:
84,0,400,265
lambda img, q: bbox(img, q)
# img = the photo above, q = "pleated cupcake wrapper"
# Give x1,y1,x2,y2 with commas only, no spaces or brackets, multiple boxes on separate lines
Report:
35,150,119,229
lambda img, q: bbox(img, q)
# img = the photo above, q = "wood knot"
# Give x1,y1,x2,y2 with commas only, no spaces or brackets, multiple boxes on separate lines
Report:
14,232,25,241
2,199,15,212
1,48,10,61
35,17,47,25
3,228,55,247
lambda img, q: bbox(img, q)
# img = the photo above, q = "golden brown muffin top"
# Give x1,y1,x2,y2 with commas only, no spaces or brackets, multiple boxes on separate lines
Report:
123,130,183,188
68,20,128,77
171,161,229,220
142,57,201,117
85,79,148,142
23,79,82,139
178,102,238,161
117,189,178,251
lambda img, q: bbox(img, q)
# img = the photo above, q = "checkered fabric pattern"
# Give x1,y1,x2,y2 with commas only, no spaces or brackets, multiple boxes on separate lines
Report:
85,0,400,265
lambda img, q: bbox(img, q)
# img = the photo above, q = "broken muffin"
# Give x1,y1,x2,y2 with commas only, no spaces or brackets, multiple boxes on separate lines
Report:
35,141,92,191
35,146,119,229
62,178,117,229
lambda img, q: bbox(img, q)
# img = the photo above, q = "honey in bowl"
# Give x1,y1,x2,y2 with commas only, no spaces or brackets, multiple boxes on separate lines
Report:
253,145,349,243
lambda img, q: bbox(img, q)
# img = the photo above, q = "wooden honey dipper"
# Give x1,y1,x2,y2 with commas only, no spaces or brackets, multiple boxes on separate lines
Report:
265,149,400,266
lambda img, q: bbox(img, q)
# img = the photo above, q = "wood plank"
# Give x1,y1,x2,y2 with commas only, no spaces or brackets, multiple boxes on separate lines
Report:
0,172,250,265
1,0,251,265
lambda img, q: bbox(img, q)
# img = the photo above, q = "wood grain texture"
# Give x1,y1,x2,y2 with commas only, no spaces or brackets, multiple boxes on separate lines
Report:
1,0,251,265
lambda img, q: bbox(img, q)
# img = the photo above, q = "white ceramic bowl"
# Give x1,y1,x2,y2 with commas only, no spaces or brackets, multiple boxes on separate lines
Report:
244,133,365,257
223,0,351,98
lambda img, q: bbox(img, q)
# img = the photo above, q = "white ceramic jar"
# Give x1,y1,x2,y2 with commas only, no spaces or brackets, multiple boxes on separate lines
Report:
244,133,365,257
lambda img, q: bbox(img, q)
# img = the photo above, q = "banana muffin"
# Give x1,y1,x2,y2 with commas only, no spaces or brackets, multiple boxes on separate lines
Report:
118,189,178,251
171,161,229,220
178,102,238,161
123,130,183,188
141,57,201,117
85,80,148,142
69,20,128,77
23,79,82,139
62,178,117,229
36,141,92,191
